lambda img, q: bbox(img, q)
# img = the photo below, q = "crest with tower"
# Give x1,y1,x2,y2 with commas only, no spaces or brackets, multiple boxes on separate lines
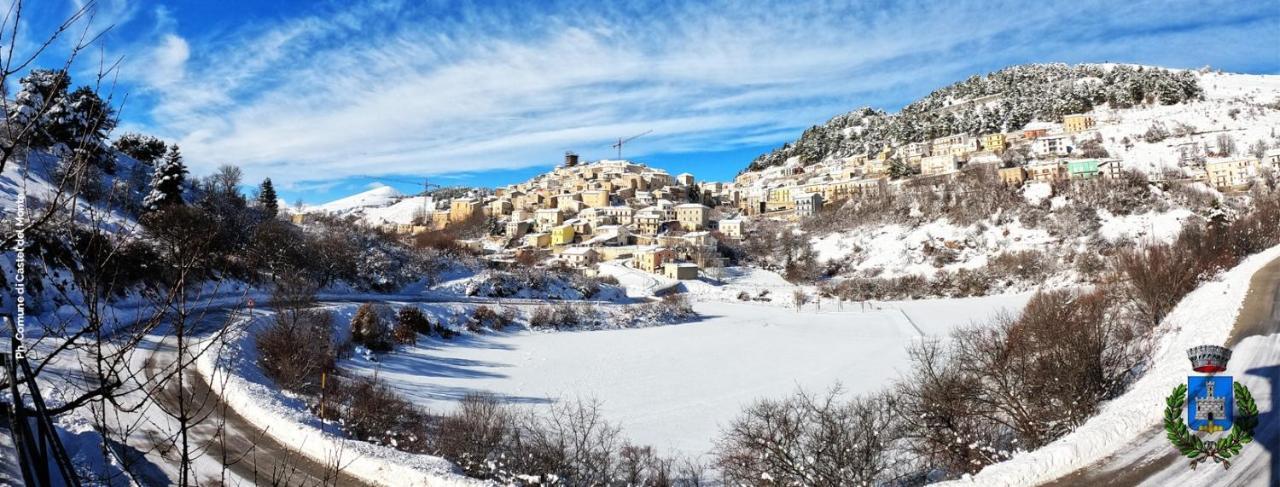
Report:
1162,345,1259,469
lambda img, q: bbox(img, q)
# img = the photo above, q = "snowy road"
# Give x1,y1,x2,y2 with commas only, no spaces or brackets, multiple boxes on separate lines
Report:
140,310,369,486
1036,254,1280,487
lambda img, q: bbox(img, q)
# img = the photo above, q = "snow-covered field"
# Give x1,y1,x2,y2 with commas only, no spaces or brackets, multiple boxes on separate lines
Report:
344,293,1032,456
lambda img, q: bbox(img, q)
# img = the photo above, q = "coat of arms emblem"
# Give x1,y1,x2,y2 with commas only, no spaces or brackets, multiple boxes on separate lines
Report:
1163,345,1259,469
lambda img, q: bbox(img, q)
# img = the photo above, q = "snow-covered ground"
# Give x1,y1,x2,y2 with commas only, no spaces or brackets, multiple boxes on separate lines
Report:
1093,70,1280,175
198,308,487,487
940,245,1280,487
1097,208,1195,244
810,218,1059,279
344,293,1031,457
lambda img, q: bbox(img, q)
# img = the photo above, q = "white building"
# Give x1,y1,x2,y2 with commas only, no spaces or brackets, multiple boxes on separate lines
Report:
793,192,823,217
1032,134,1073,157
718,218,745,239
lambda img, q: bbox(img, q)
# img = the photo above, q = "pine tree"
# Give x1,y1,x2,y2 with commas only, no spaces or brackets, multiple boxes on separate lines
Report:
258,178,279,218
144,144,188,211
54,86,118,172
6,68,70,149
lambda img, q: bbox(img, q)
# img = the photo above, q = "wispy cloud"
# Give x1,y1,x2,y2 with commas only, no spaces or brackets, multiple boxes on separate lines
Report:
94,0,1278,187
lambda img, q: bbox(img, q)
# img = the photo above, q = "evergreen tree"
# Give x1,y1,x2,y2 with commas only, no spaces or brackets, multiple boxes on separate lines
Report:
258,178,279,218
114,133,168,165
144,144,188,211
888,158,915,179
6,68,71,150
53,86,118,172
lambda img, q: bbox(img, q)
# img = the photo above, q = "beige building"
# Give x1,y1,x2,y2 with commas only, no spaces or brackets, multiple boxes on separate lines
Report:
792,192,823,217
902,141,932,164
766,186,794,211
982,133,1007,153
635,210,663,235
560,247,598,266
581,190,609,208
998,166,1027,187
430,211,451,230
664,262,699,280
449,198,479,223
488,199,513,216
1205,158,1258,189
534,208,564,232
524,232,550,248
675,203,710,231
718,218,744,239
1027,160,1066,182
635,247,674,273
505,220,531,239
933,134,980,157
920,154,960,176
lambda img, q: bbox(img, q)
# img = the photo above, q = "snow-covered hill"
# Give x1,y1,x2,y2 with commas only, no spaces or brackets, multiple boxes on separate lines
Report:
1091,70,1280,175
308,184,404,213
742,64,1278,177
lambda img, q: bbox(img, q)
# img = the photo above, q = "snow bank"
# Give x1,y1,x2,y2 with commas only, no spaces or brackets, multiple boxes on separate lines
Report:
939,244,1280,486
195,316,489,487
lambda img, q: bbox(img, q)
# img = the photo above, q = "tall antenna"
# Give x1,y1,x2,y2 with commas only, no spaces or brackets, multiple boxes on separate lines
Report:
610,130,652,160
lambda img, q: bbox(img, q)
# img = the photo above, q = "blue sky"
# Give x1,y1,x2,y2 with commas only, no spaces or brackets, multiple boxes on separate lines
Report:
11,0,1280,204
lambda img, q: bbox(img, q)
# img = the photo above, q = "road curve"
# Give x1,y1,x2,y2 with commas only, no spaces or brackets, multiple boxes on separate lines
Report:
1038,254,1280,487
141,309,370,486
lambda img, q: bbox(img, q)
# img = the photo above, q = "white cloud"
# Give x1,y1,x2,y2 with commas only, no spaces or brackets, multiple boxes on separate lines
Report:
106,0,1276,185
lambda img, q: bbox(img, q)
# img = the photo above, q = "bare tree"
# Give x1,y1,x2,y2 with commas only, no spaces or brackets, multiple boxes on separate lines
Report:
791,289,809,311
715,386,905,485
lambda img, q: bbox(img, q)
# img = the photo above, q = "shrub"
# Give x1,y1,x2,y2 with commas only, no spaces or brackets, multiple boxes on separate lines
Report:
332,377,431,450
351,303,393,352
432,393,516,478
393,318,418,345
468,305,513,332
1143,122,1169,142
256,309,336,394
429,395,700,484
989,250,1050,281
397,306,433,335
528,305,556,329
1113,241,1203,326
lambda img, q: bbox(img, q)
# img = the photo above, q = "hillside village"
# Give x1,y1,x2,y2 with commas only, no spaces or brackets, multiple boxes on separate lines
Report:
300,66,1280,287
6,40,1280,486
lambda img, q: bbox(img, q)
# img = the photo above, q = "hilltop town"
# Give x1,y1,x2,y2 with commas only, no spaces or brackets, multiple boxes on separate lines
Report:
302,66,1280,291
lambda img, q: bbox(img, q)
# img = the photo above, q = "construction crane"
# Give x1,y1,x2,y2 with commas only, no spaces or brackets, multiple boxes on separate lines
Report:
610,130,652,160
360,175,441,197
